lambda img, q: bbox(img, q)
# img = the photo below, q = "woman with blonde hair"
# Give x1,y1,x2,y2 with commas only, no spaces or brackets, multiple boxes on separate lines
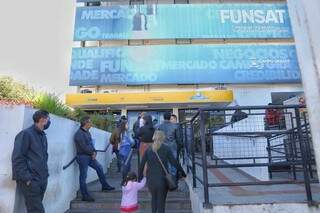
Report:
138,130,186,213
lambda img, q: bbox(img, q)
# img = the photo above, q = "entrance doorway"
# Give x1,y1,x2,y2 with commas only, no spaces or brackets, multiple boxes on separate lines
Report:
127,110,171,131
271,92,303,104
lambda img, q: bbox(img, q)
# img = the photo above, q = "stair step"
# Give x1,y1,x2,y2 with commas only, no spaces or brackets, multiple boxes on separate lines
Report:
66,209,193,213
105,175,127,178
82,181,189,194
70,198,192,210
76,192,189,199
68,157,192,212
106,168,121,171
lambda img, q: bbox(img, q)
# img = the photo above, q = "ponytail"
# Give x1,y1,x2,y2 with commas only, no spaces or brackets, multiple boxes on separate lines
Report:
121,172,137,186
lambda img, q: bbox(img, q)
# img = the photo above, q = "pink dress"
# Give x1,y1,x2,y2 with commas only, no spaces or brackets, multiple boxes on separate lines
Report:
120,177,146,212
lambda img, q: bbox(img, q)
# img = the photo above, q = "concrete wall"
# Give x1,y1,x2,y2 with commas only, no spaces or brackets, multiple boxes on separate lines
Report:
0,105,26,213
0,105,114,213
230,84,303,106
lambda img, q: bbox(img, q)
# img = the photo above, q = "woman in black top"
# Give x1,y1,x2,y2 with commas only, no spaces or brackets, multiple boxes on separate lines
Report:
137,114,155,157
138,130,187,213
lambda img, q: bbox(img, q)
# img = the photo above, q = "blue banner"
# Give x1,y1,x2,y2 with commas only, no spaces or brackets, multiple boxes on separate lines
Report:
69,45,301,86
74,4,293,40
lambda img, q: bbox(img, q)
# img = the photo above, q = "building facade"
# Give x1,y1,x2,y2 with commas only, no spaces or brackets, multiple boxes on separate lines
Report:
66,0,303,126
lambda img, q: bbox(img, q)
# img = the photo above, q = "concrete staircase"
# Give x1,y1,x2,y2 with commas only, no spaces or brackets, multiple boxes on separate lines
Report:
66,154,193,213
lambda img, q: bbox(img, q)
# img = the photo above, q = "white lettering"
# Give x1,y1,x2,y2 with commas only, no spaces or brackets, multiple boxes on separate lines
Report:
100,60,122,73
80,9,130,20
75,27,101,39
265,10,279,23
220,10,230,23
275,10,286,23
220,9,287,24
230,10,242,24
254,10,265,24
242,10,254,23
71,70,98,81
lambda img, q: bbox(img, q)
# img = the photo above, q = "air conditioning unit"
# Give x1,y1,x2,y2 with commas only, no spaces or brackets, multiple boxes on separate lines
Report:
87,2,101,6
215,84,227,90
101,89,118,94
80,88,95,94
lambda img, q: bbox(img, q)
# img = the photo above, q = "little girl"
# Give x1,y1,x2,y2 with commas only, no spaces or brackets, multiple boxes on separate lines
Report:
120,172,146,213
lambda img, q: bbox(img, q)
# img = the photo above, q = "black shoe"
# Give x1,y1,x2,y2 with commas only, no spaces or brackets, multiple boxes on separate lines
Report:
82,196,95,202
102,186,115,191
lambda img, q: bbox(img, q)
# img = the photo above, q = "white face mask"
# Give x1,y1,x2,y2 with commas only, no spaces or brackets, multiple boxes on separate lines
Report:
139,118,144,127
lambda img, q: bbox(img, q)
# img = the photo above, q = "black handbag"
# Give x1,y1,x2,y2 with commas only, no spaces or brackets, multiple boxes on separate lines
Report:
154,151,178,191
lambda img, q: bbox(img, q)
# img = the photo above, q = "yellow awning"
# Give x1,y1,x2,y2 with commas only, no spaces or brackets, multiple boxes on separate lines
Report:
66,90,233,107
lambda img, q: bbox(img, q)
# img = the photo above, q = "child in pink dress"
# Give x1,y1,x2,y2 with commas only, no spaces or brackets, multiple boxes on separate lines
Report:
121,172,146,213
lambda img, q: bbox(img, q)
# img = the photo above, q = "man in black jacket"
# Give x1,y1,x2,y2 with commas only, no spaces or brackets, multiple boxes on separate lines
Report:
170,114,184,161
12,110,51,213
133,112,145,139
157,112,182,177
74,116,114,202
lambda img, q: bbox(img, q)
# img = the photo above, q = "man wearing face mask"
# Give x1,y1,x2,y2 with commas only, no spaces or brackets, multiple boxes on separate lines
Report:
12,110,51,213
75,116,115,202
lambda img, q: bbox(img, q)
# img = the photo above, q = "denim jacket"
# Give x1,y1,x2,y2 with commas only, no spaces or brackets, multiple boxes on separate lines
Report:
119,132,133,157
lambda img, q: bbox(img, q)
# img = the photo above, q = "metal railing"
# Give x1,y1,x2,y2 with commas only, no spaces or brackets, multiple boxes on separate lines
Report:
63,143,112,170
181,105,318,208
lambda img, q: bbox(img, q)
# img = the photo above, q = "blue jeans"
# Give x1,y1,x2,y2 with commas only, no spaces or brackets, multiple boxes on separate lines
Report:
77,155,110,197
167,143,178,177
120,153,132,179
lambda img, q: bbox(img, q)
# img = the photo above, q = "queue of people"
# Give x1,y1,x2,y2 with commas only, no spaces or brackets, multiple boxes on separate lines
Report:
117,112,186,213
11,110,186,213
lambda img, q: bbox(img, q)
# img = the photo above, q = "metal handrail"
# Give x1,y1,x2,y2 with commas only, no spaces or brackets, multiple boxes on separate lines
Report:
200,104,306,111
181,105,316,207
62,143,111,170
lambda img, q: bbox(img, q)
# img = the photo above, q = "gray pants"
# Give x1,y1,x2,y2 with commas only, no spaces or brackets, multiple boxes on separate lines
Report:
17,180,47,213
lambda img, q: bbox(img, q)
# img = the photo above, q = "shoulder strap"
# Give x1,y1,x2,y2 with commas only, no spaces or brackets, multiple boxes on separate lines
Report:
154,150,169,175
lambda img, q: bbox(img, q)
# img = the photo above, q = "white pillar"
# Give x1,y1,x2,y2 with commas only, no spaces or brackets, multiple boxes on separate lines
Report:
121,109,127,117
287,0,320,178
172,108,179,122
